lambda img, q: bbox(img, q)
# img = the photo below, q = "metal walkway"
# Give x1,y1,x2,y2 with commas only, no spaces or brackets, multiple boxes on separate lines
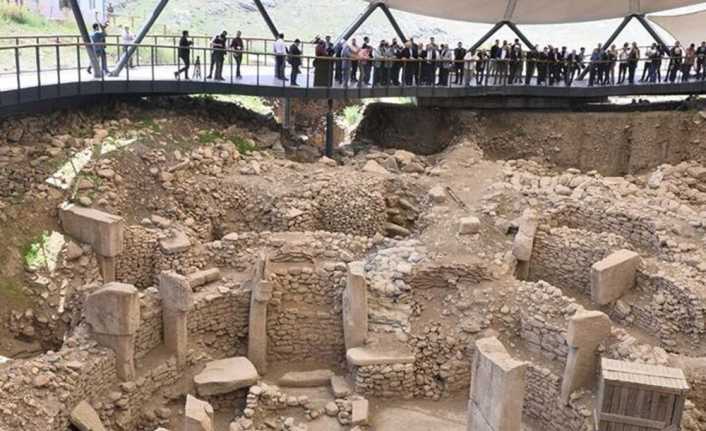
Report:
1,41,706,116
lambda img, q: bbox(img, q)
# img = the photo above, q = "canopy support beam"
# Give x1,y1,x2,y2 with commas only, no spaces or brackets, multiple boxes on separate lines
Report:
68,0,102,78
470,20,534,53
337,1,407,44
578,14,667,80
110,0,171,76
253,0,280,38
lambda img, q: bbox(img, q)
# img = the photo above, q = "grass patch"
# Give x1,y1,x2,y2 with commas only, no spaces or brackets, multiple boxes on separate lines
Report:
0,4,36,25
23,231,49,270
198,129,224,145
231,135,256,154
140,118,161,132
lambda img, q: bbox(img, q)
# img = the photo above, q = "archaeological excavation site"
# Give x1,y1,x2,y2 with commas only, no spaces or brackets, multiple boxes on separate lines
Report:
0,97,706,431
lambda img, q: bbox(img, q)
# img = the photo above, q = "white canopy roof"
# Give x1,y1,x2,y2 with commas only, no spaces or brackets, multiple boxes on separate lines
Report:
650,10,706,43
374,0,706,24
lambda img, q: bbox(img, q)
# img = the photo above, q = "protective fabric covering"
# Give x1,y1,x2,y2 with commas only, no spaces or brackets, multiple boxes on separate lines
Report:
650,11,706,44
372,0,705,24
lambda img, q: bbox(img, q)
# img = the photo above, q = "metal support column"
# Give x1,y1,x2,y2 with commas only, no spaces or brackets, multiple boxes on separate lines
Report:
282,98,291,130
337,1,407,44
634,14,668,50
325,99,334,158
378,3,408,43
469,21,506,53
68,0,101,78
111,0,171,76
505,21,534,50
578,15,633,80
253,0,280,38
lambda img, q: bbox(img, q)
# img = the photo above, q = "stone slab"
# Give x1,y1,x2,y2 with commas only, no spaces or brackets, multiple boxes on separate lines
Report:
158,271,194,312
351,398,370,426
459,216,481,235
194,357,259,396
85,283,140,336
330,375,352,398
591,249,640,305
468,337,527,431
343,261,368,350
59,203,124,257
187,268,222,288
159,230,191,254
278,369,335,387
346,347,415,366
70,400,107,431
185,394,214,431
512,208,539,261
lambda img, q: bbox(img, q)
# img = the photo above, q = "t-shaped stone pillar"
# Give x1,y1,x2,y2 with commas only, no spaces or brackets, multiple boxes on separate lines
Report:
247,255,271,374
468,337,527,431
85,283,140,381
343,261,368,350
591,249,640,305
560,310,611,404
159,271,194,370
512,208,539,281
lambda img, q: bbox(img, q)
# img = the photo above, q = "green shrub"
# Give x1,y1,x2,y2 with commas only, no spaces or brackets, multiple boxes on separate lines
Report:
0,4,31,25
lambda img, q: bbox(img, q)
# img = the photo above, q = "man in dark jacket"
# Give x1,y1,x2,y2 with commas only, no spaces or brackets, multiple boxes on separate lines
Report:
207,31,227,80
453,42,466,84
175,30,193,80
230,30,244,79
288,39,302,86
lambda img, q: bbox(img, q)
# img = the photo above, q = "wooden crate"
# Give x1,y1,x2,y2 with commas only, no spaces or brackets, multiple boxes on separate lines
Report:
595,358,690,431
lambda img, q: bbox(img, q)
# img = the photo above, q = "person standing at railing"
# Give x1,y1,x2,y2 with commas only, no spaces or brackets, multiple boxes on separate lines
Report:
627,42,640,84
273,33,288,81
668,42,683,83
288,39,302,86
121,26,135,69
696,42,706,80
588,48,600,86
358,42,372,86
390,38,402,86
400,40,415,86
341,40,353,85
230,31,244,79
475,49,488,85
536,47,548,85
381,40,395,85
524,45,537,85
87,22,109,76
565,49,579,86
509,43,523,84
606,45,617,85
453,42,466,85
617,43,629,84
174,30,193,80
207,31,227,81
547,46,559,86
314,37,332,86
371,41,384,86
438,44,452,86
647,44,660,83
683,43,696,82
463,48,475,86
488,40,500,84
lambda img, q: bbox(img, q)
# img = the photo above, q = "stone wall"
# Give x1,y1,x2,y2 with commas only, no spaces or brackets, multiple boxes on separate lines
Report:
267,262,347,364
524,363,593,431
612,262,706,348
549,203,662,254
515,281,583,362
529,225,630,295
351,362,415,398
116,226,209,289
207,231,376,272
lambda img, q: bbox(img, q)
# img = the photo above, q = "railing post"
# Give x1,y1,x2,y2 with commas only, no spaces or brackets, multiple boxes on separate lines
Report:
151,45,155,91
77,44,82,94
35,45,41,100
56,44,61,95
15,46,21,104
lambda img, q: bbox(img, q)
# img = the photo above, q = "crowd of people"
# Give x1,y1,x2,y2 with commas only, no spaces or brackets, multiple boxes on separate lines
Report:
86,22,706,88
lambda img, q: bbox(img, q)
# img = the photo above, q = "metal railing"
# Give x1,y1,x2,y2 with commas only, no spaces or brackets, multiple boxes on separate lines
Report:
1,41,706,106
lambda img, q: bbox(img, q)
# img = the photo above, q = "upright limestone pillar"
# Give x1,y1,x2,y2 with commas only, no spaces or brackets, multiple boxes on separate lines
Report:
158,271,194,369
560,310,611,404
85,283,140,381
512,208,538,281
343,261,368,350
247,255,271,374
468,337,527,431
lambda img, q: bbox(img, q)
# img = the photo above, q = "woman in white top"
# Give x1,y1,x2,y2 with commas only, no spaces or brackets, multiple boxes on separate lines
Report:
121,26,135,68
